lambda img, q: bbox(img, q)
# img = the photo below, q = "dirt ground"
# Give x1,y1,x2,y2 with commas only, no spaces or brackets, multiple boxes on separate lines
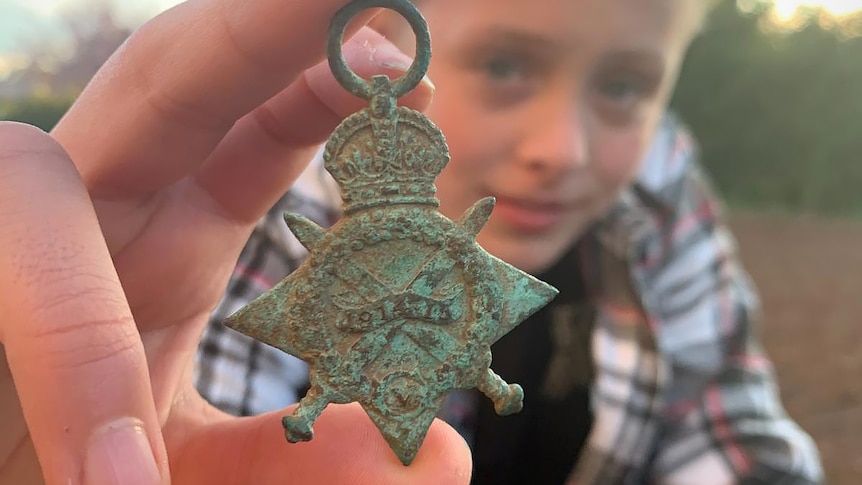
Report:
729,212,862,484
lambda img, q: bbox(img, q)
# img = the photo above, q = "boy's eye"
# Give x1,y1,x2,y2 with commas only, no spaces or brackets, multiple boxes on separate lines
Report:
599,79,639,101
472,55,539,107
592,72,659,124
483,58,525,82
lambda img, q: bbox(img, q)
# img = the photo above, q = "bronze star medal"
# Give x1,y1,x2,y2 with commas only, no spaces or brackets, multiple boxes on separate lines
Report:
224,0,559,465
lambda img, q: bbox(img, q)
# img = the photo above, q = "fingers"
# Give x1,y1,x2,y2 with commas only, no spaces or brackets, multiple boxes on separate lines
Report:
0,345,43,485
172,403,472,485
53,0,380,200
194,27,434,223
0,123,167,485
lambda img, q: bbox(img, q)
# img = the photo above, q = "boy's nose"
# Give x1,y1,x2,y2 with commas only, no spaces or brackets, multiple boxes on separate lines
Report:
516,102,588,177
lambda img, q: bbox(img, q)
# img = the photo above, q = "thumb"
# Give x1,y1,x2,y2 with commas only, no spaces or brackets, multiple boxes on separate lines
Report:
0,122,168,485
172,402,473,485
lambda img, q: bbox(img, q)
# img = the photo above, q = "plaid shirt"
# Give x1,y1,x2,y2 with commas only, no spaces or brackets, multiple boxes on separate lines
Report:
194,115,822,484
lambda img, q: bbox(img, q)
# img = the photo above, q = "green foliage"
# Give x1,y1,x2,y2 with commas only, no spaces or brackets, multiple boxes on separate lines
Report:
0,95,75,131
673,0,862,217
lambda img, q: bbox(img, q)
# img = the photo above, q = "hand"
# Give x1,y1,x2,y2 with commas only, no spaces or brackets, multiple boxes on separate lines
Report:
0,1,468,484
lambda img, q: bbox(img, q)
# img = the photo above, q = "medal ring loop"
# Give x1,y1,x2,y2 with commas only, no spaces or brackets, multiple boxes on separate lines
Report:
328,0,431,100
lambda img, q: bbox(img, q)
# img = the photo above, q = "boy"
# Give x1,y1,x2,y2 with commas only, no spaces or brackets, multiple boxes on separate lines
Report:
197,0,822,483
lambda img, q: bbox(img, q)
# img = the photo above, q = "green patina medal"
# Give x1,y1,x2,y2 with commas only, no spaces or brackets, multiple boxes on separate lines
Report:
224,0,558,466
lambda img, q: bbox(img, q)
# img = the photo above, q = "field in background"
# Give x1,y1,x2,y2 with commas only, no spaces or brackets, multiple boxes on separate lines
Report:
731,212,862,484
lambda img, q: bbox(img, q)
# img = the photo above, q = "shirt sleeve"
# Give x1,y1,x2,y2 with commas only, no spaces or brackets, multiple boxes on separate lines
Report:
644,129,824,484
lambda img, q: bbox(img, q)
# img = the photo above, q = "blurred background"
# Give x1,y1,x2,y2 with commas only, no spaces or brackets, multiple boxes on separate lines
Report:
1,0,860,481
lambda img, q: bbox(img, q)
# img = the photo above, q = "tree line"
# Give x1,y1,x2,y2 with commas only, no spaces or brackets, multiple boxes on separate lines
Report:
672,0,862,216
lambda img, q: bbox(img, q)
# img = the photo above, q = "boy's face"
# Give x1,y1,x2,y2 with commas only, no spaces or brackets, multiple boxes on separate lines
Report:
376,0,700,273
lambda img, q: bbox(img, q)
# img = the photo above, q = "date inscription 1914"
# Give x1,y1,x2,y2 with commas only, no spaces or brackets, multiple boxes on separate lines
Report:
224,0,558,466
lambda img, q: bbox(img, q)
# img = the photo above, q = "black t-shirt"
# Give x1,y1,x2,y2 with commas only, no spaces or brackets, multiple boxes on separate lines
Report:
471,246,595,485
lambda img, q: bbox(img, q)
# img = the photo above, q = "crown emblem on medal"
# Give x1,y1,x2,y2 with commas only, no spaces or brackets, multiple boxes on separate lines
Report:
324,77,450,214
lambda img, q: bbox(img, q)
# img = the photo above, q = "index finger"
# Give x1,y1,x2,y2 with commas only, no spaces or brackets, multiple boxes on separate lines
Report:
53,0,382,200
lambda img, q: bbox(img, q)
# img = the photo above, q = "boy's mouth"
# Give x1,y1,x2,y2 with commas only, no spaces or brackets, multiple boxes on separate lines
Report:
489,194,587,234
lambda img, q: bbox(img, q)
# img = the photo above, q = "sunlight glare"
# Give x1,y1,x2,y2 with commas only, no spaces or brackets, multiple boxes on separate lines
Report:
770,0,862,19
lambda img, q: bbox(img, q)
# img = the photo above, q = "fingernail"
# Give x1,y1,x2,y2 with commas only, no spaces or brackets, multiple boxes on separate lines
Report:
84,418,161,485
367,39,413,72
358,36,435,92
421,74,436,91
371,44,435,91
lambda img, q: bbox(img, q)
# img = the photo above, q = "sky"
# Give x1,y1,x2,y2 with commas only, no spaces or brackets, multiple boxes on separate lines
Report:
0,0,180,51
0,0,181,76
0,0,860,77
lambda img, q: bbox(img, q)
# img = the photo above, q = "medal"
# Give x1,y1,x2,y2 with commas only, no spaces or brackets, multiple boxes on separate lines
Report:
225,0,558,465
